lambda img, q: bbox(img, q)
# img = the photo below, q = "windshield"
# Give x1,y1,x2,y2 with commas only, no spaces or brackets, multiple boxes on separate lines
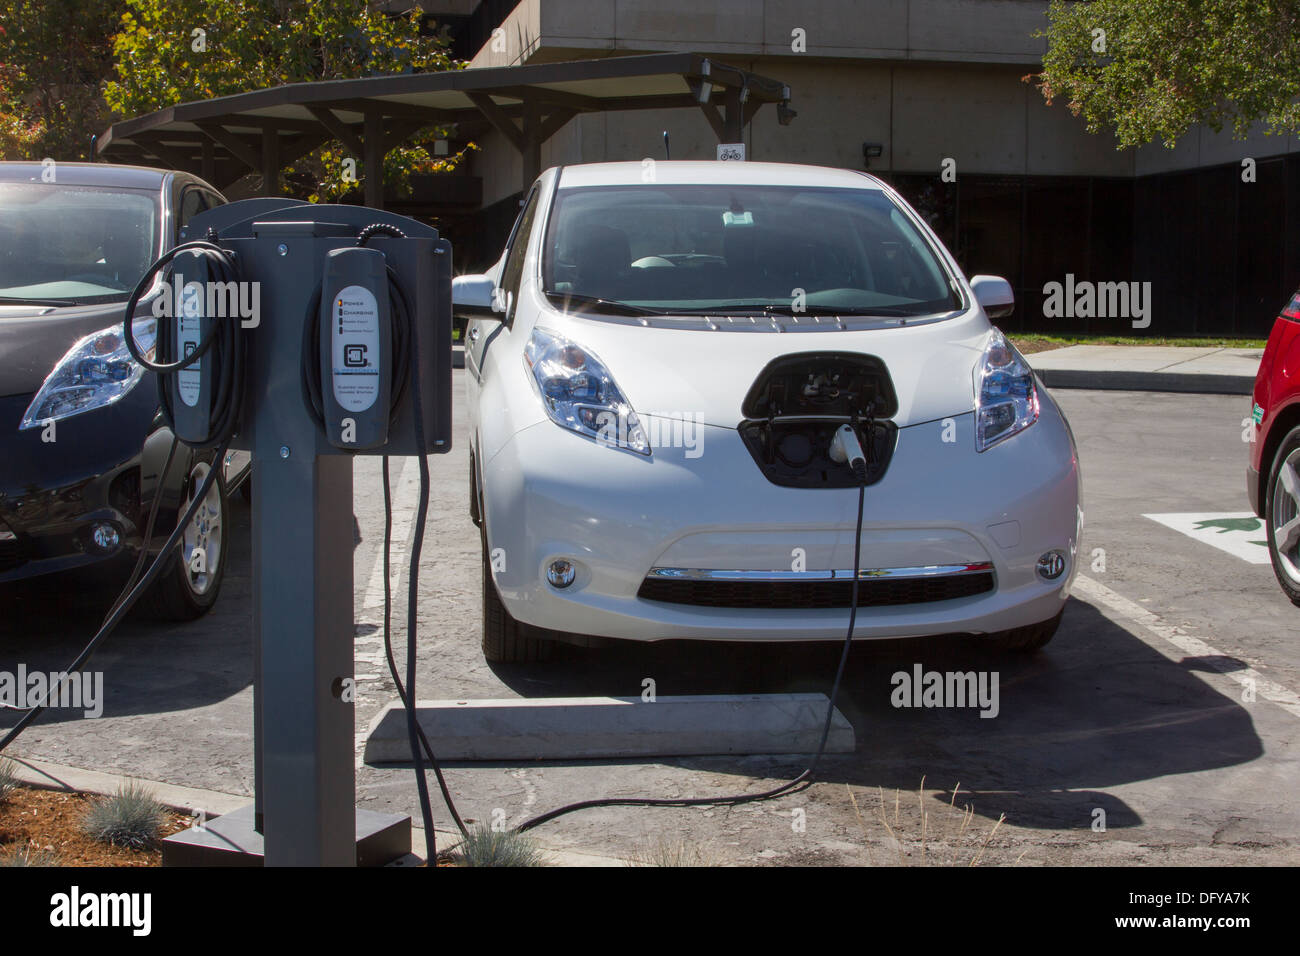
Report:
542,183,961,317
0,183,159,305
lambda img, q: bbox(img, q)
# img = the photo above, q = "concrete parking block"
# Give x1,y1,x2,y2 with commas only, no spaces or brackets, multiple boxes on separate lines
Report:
1029,345,1261,394
364,693,855,763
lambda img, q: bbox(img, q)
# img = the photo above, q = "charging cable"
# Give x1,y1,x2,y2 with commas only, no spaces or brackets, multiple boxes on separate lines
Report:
509,467,867,833
403,418,873,841
121,234,246,449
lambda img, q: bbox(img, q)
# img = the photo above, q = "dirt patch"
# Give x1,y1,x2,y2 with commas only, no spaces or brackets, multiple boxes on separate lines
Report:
0,786,190,867
1009,336,1063,355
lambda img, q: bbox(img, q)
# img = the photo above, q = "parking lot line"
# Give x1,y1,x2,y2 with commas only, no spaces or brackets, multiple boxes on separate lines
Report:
359,455,420,615
353,456,420,766
1073,574,1300,719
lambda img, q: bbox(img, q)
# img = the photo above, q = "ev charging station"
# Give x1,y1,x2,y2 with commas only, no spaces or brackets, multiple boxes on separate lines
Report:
157,199,452,866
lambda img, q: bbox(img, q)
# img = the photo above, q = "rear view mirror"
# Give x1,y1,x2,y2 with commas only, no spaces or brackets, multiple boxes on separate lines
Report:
970,275,1014,319
453,274,502,321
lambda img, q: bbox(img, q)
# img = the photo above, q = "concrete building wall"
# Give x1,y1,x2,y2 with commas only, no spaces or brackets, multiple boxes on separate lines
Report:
462,0,1294,190
475,55,1138,207
467,0,1049,67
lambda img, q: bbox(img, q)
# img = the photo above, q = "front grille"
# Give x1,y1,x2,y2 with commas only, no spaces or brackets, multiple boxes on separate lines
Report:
637,570,995,610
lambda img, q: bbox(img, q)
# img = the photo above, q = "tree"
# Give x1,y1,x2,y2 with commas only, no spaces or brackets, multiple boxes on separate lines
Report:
1036,0,1300,148
104,0,471,198
0,25,42,157
0,1,121,160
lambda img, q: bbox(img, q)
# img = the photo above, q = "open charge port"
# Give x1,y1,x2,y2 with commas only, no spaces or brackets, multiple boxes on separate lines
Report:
737,352,899,489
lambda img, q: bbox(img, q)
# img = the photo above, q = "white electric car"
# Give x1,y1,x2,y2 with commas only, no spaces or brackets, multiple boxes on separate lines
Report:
456,162,1080,663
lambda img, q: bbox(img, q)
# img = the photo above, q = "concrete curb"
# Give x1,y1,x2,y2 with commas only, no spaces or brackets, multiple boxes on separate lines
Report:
1037,368,1254,395
6,754,248,817
4,754,631,866
364,693,855,763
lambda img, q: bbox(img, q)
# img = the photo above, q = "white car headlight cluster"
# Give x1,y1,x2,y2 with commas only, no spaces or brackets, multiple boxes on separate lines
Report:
523,326,650,456
975,328,1039,452
20,320,157,430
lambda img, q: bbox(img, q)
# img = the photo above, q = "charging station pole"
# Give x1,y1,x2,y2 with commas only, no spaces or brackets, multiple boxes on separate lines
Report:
247,223,357,865
161,206,452,867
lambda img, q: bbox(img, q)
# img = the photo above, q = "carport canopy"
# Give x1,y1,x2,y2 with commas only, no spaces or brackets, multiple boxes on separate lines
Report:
96,53,795,205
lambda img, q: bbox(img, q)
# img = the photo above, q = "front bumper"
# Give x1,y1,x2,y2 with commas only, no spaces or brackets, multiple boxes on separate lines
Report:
481,396,1081,642
0,385,180,584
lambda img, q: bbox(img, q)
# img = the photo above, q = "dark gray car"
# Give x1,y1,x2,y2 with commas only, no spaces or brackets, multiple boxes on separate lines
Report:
0,161,247,618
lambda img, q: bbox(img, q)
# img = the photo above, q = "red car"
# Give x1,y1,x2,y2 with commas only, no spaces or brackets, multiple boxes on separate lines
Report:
1250,289,1300,603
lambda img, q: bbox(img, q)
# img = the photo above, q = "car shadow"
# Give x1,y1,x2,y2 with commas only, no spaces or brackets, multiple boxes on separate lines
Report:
482,597,1264,830
0,496,254,729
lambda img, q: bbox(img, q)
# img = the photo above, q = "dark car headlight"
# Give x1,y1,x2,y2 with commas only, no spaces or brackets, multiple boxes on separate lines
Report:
20,319,157,430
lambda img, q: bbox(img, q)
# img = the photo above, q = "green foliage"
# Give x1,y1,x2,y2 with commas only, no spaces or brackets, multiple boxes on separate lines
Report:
0,1,121,160
1037,0,1300,148
104,0,455,114
452,826,549,867
104,0,470,197
81,780,167,850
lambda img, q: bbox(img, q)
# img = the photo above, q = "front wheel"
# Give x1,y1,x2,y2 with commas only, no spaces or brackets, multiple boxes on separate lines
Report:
1265,425,1300,606
142,459,227,620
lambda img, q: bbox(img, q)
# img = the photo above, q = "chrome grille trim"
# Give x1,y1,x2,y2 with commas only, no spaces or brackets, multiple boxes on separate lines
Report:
643,562,995,583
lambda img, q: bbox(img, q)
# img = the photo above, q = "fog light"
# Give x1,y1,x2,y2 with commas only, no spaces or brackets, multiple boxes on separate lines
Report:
1036,550,1066,580
89,521,121,553
546,559,576,588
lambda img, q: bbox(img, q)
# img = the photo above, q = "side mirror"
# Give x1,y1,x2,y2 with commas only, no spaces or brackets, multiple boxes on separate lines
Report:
452,274,503,321
970,275,1014,319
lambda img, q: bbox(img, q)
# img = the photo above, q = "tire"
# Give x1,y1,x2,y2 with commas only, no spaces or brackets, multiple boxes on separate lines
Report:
992,609,1062,652
1265,425,1300,606
481,525,552,663
141,458,227,621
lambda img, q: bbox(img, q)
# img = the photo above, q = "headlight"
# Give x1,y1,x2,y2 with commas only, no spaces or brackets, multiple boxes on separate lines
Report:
523,326,650,456
19,319,157,430
974,327,1038,452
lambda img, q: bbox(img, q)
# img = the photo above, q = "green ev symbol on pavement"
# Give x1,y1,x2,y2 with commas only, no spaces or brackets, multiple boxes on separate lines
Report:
1193,516,1268,548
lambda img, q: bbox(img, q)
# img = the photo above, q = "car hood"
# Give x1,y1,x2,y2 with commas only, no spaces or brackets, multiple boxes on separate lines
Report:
542,307,993,428
0,302,133,397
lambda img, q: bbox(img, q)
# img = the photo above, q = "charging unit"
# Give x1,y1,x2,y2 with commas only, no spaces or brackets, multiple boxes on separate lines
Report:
153,200,452,866
318,247,393,450
162,251,216,445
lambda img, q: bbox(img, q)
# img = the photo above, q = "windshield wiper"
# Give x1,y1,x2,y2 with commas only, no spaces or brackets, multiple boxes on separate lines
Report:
545,292,660,316
687,303,925,318
0,295,79,307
